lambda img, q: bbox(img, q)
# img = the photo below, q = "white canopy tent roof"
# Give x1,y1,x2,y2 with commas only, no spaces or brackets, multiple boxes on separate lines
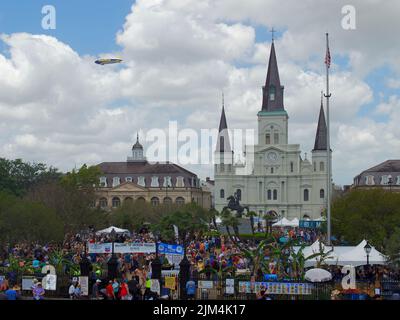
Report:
272,217,299,227
294,239,388,267
336,240,388,266
96,226,131,236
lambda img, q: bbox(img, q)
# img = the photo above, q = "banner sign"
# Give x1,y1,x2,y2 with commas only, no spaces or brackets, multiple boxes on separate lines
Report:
238,282,313,295
88,242,156,254
158,243,184,255
22,276,36,291
79,276,89,296
43,274,57,291
299,220,322,229
198,281,213,289
164,276,177,290
226,279,235,294
165,254,183,268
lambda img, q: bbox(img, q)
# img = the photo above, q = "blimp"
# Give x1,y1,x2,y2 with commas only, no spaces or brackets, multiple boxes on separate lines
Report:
95,58,123,65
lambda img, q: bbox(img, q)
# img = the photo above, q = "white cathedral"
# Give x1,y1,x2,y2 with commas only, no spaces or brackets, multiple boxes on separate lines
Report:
214,41,330,220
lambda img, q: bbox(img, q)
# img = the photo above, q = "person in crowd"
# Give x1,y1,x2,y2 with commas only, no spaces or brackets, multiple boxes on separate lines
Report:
127,276,140,300
5,285,20,300
186,279,196,300
32,282,45,300
106,280,115,300
68,281,76,299
119,279,130,300
92,279,102,300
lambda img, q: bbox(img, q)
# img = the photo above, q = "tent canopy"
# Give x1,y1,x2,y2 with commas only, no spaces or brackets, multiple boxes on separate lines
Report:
336,239,388,266
272,217,299,227
96,226,131,236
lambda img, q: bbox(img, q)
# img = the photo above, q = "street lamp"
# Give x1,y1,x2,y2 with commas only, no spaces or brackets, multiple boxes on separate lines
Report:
388,177,393,193
107,228,119,280
364,241,372,266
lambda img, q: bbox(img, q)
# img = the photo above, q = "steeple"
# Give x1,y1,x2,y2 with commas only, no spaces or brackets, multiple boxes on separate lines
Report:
313,93,328,151
261,41,285,112
215,93,232,153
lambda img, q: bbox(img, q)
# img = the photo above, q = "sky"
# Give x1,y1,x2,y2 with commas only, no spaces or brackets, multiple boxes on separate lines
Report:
0,0,399,186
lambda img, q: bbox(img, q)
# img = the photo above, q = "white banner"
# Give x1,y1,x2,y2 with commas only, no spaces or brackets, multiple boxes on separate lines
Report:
43,274,57,291
88,242,156,254
79,276,89,296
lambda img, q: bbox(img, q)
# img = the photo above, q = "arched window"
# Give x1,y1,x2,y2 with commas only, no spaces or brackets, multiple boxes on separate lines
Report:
320,189,325,199
267,190,272,200
274,132,279,144
265,133,271,144
151,197,160,206
303,214,311,220
175,197,185,205
304,189,309,202
273,189,278,200
163,197,172,205
269,85,276,101
220,189,225,199
99,198,108,208
320,162,325,171
112,197,121,208
290,162,294,173
136,197,146,203
236,189,242,201
313,162,316,172
124,197,134,204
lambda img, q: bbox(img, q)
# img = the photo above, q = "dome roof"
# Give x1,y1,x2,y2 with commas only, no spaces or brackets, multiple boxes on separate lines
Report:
132,133,143,150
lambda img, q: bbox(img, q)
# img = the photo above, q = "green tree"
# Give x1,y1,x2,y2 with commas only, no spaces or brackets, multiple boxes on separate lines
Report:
332,189,400,252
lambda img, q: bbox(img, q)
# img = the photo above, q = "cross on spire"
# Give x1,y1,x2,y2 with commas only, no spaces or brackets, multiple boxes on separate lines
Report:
270,27,275,42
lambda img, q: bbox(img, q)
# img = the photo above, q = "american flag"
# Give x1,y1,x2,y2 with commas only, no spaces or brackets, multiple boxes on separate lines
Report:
325,46,331,68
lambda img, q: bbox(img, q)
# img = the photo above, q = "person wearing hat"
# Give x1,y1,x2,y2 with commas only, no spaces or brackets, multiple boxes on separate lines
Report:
92,279,102,300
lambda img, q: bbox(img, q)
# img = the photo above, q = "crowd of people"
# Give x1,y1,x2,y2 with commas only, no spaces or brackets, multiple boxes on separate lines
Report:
1,224,399,300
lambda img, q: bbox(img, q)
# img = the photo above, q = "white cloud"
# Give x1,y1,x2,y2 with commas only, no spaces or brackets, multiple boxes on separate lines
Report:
0,0,399,187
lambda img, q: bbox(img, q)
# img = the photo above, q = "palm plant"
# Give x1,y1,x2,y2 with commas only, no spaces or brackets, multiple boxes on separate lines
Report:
47,249,73,275
289,244,324,280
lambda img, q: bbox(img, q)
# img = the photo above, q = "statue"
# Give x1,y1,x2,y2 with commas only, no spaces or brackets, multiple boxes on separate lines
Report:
223,192,249,218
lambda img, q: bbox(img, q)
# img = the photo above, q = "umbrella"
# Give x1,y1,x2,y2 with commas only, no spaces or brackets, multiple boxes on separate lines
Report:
305,268,332,282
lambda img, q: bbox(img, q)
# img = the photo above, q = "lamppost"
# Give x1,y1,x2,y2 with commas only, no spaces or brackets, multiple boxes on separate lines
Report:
79,228,92,277
364,241,372,266
107,228,119,280
388,177,393,193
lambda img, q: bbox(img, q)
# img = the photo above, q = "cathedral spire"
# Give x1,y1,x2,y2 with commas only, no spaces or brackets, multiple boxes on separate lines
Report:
215,94,232,152
313,92,328,151
261,40,285,112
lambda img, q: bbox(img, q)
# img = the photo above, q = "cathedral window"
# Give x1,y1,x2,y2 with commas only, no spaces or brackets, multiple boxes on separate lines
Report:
304,189,309,202
267,190,272,200
274,132,279,144
320,189,325,199
220,189,225,199
269,85,276,101
271,167,274,174
320,162,325,172
236,189,242,201
313,162,316,172
273,189,278,200
265,133,271,145
290,162,294,173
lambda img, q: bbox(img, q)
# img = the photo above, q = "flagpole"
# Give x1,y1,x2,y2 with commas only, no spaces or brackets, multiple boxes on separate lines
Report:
324,33,332,245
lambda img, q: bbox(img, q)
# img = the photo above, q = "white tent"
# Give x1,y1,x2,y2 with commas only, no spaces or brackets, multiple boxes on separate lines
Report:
336,240,388,266
272,217,292,227
300,240,339,267
96,226,131,236
287,218,299,227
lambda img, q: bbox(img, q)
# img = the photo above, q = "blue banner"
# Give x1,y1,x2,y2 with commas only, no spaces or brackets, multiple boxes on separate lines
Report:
299,220,322,229
157,243,184,255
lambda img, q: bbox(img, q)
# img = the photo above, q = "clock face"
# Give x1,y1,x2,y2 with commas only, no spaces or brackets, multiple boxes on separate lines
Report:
266,151,278,162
